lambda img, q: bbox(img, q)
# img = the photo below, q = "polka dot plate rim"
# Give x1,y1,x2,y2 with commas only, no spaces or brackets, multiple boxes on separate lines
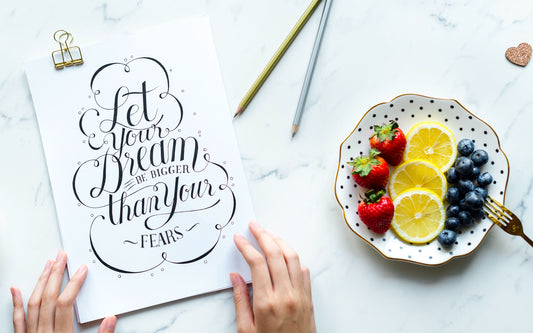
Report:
334,94,510,266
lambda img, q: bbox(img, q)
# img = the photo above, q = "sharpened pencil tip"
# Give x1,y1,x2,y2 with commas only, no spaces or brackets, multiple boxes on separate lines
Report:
291,124,299,138
234,106,244,118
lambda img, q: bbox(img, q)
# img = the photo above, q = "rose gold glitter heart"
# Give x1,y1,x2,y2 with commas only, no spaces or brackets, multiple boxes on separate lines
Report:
505,43,532,67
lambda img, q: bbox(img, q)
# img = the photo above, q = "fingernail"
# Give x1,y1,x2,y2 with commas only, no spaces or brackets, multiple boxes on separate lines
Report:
76,264,87,275
234,233,244,240
44,259,53,270
229,272,239,286
106,316,117,330
56,251,64,261
249,221,259,229
10,286,15,297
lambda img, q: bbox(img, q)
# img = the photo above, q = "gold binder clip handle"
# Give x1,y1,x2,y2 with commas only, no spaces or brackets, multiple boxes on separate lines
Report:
52,30,84,69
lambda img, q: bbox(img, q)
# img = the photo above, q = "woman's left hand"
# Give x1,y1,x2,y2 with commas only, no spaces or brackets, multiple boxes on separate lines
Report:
11,250,117,333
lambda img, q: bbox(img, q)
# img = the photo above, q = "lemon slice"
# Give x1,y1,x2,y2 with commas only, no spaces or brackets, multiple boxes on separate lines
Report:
388,159,447,200
404,122,457,172
391,189,445,244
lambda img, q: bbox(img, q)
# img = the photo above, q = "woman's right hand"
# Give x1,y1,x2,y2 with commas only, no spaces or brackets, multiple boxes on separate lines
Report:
230,221,316,333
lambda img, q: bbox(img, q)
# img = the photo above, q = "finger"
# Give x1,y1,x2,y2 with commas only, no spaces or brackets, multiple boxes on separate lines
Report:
11,287,27,333
301,265,312,301
27,259,54,333
233,233,272,295
230,273,254,332
55,265,88,333
248,221,291,291
39,251,67,331
97,316,117,333
267,231,304,290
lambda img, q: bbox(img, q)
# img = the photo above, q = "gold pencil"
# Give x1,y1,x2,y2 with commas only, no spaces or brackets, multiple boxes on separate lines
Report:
234,0,323,117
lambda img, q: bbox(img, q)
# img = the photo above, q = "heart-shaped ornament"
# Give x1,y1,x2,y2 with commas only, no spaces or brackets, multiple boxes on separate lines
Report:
505,42,532,67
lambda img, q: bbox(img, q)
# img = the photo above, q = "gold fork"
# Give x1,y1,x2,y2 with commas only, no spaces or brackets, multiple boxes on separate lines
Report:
483,196,533,247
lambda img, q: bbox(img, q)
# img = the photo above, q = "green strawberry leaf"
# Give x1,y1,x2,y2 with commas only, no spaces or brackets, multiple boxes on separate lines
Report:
368,148,381,158
363,189,387,204
347,149,382,176
373,120,399,142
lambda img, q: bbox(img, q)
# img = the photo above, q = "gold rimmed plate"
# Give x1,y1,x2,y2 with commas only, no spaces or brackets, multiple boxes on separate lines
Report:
334,94,510,266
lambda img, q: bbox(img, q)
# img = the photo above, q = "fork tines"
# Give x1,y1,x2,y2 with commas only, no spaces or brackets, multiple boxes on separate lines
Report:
483,196,533,247
483,196,512,227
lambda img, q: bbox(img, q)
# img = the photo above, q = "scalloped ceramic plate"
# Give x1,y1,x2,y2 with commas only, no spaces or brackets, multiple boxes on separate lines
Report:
334,94,510,266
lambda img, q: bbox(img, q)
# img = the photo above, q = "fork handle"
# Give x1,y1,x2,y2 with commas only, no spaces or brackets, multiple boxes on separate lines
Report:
521,233,533,248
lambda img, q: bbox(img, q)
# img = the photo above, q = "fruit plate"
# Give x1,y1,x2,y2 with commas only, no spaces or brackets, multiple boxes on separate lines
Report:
334,94,510,266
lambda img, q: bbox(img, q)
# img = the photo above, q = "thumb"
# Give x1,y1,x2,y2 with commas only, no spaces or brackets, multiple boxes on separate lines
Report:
97,316,117,333
230,273,254,332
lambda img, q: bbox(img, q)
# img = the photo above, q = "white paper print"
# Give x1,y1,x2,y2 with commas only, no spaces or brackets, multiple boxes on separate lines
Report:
26,17,254,323
76,56,239,272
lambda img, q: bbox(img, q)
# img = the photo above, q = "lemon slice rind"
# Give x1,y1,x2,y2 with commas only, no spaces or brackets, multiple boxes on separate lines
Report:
403,121,457,173
388,159,447,201
391,188,445,244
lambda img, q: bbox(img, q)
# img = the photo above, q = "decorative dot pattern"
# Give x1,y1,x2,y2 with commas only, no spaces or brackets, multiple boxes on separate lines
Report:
335,94,509,266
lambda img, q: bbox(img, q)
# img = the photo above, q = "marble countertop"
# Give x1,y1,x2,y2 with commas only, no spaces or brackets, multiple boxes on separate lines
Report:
2,0,533,332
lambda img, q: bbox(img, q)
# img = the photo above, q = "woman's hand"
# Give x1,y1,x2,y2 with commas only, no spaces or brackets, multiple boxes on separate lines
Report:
231,221,316,333
11,251,117,333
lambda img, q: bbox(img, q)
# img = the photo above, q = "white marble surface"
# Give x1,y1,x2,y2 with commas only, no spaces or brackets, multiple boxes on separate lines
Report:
2,0,533,332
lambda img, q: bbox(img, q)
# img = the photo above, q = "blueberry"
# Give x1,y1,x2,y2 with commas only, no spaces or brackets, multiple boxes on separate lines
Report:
477,172,493,187
458,210,473,226
459,199,469,211
446,187,461,204
458,179,475,194
446,167,460,184
446,204,460,217
457,139,475,156
470,150,489,167
455,157,474,177
468,166,481,180
473,187,488,199
445,217,461,231
438,230,457,247
470,209,485,220
464,191,484,210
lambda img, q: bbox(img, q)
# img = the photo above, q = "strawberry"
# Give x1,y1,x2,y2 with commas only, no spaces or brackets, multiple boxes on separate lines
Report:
369,120,406,166
357,189,394,233
347,148,389,189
